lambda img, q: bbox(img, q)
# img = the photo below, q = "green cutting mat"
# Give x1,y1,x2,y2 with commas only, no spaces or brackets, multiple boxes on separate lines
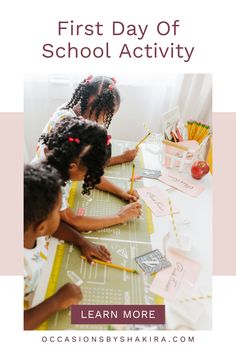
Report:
104,139,143,178
39,140,158,330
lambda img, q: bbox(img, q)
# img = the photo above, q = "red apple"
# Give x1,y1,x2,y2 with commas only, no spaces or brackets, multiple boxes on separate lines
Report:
191,161,210,180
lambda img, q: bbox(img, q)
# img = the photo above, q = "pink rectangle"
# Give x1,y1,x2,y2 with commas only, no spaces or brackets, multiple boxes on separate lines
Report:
150,250,201,301
213,112,236,275
137,187,179,217
77,207,85,216
0,113,23,275
159,171,204,197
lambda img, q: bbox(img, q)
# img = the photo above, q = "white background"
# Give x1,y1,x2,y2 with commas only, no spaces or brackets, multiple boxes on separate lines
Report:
0,0,236,352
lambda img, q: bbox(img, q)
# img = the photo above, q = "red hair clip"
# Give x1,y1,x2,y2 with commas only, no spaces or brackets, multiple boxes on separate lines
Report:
106,135,112,145
108,84,113,91
68,137,80,144
111,77,116,84
85,75,93,84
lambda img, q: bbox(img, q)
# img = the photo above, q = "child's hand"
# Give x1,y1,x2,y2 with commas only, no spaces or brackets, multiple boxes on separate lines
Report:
54,283,83,310
80,239,112,264
120,189,139,203
121,148,139,163
118,202,142,223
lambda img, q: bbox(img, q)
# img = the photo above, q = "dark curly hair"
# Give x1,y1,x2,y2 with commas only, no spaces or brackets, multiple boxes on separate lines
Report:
24,164,62,231
39,116,110,195
63,76,120,129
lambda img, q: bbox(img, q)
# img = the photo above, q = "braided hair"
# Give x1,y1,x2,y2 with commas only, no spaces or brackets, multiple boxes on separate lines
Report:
39,116,110,195
24,164,62,231
64,76,120,129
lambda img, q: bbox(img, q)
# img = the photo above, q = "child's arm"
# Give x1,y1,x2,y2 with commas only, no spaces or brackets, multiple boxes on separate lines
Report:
107,148,139,166
24,283,82,330
53,221,111,263
60,202,142,232
96,176,139,202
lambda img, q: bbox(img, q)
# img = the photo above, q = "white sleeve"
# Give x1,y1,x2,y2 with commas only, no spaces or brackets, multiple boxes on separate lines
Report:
60,182,72,211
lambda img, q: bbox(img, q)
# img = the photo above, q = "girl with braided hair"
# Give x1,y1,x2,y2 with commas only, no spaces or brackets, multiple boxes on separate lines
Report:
36,116,142,232
38,75,138,165
36,75,139,204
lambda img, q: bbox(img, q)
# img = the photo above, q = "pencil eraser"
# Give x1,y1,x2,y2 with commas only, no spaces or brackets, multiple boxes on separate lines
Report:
77,207,85,216
131,175,143,181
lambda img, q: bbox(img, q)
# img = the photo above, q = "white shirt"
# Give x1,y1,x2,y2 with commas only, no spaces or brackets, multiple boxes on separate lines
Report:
24,236,49,298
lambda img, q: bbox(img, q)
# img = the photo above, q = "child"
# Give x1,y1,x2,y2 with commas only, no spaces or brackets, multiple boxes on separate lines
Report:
24,164,112,330
39,116,142,232
37,75,138,166
35,76,139,204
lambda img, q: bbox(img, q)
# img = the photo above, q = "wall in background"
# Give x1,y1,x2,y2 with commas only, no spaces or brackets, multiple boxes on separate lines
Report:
24,73,212,161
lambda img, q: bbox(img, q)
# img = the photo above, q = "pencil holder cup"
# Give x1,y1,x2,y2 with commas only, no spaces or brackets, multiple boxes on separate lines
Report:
162,136,209,172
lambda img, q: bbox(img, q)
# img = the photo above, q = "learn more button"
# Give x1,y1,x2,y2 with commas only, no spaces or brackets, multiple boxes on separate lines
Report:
71,305,165,324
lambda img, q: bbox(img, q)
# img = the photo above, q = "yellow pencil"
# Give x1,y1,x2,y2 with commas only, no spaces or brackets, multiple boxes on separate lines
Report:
135,131,151,148
194,123,204,140
130,163,135,193
179,294,212,303
198,125,210,143
168,198,181,246
80,256,139,274
190,121,198,140
187,120,192,140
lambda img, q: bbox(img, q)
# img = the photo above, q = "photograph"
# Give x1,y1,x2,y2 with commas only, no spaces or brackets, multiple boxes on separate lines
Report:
24,73,212,330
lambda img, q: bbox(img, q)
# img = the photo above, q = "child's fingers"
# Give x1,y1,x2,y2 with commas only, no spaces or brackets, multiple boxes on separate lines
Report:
133,201,142,208
99,245,111,257
96,246,111,260
129,190,139,199
85,255,94,265
97,250,112,262
128,194,137,202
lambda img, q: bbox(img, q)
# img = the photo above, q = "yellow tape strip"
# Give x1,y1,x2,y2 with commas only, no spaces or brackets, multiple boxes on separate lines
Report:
155,294,164,305
68,181,79,209
37,243,65,330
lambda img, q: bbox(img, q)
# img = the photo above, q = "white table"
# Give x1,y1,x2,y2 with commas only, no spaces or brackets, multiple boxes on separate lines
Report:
141,144,212,330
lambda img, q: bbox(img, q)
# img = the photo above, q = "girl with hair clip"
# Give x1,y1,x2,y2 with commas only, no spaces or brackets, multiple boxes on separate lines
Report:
39,116,142,232
36,76,139,204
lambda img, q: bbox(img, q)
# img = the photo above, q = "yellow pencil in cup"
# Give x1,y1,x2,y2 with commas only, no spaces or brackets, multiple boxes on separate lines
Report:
130,163,135,193
198,125,210,143
194,123,204,140
168,198,181,246
189,121,197,140
135,131,151,148
196,123,207,141
186,121,192,140
80,256,139,274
